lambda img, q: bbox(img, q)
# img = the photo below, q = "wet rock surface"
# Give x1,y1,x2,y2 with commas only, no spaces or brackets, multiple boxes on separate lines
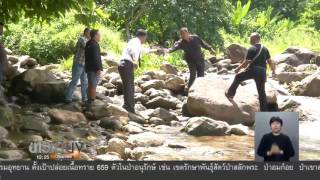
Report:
0,47,319,160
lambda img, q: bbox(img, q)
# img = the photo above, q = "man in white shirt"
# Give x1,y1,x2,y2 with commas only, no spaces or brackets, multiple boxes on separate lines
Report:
118,29,159,113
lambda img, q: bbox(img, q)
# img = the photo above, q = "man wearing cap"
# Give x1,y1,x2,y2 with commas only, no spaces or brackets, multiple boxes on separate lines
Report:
118,29,160,113
166,27,215,90
225,32,276,111
257,116,295,161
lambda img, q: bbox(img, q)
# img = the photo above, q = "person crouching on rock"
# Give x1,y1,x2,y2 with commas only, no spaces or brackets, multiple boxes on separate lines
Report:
65,28,91,103
85,29,103,107
118,29,161,113
225,32,276,112
165,27,216,91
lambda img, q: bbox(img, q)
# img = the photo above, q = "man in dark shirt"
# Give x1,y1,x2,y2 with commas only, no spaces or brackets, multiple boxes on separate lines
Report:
166,27,215,89
85,29,103,106
225,32,276,111
257,116,295,161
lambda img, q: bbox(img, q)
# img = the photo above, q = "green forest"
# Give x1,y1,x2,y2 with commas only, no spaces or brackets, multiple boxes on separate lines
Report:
1,0,320,74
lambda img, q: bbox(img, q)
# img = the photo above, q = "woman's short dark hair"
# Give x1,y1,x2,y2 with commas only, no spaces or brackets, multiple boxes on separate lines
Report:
136,29,147,37
269,116,283,126
90,29,99,39
84,28,90,35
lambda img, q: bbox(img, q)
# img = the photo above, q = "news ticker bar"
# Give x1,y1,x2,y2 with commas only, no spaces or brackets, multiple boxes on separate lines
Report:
0,161,320,174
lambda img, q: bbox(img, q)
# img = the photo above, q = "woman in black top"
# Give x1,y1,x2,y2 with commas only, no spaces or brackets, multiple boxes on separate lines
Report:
85,29,103,106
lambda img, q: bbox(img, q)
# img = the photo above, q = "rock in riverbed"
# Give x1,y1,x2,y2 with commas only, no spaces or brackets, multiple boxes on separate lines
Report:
182,117,229,136
48,108,86,124
127,132,165,147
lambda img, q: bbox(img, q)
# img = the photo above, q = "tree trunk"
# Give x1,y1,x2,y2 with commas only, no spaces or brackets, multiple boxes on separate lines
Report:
125,24,131,41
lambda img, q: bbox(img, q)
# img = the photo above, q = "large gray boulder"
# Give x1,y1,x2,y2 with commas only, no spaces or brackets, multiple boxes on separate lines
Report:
293,71,320,97
273,53,302,67
277,95,320,121
225,44,247,63
285,47,316,64
20,117,49,135
165,76,185,93
10,69,67,104
276,72,312,84
48,108,86,124
186,74,277,125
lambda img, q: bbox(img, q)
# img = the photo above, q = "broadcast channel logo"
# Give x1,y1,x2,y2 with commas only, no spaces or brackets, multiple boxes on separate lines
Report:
28,141,86,160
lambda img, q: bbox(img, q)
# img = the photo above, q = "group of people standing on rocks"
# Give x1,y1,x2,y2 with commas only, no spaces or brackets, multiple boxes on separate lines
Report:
65,28,103,108
65,27,218,113
118,28,218,113
0,23,276,114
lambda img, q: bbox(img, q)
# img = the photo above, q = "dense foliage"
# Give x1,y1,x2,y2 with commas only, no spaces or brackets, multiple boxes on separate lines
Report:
106,0,229,48
300,0,320,30
0,0,95,23
1,0,319,70
1,14,124,65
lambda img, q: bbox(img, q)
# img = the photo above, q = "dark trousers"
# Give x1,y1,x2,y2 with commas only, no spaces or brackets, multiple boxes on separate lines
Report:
118,59,135,113
227,66,268,111
186,58,205,89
